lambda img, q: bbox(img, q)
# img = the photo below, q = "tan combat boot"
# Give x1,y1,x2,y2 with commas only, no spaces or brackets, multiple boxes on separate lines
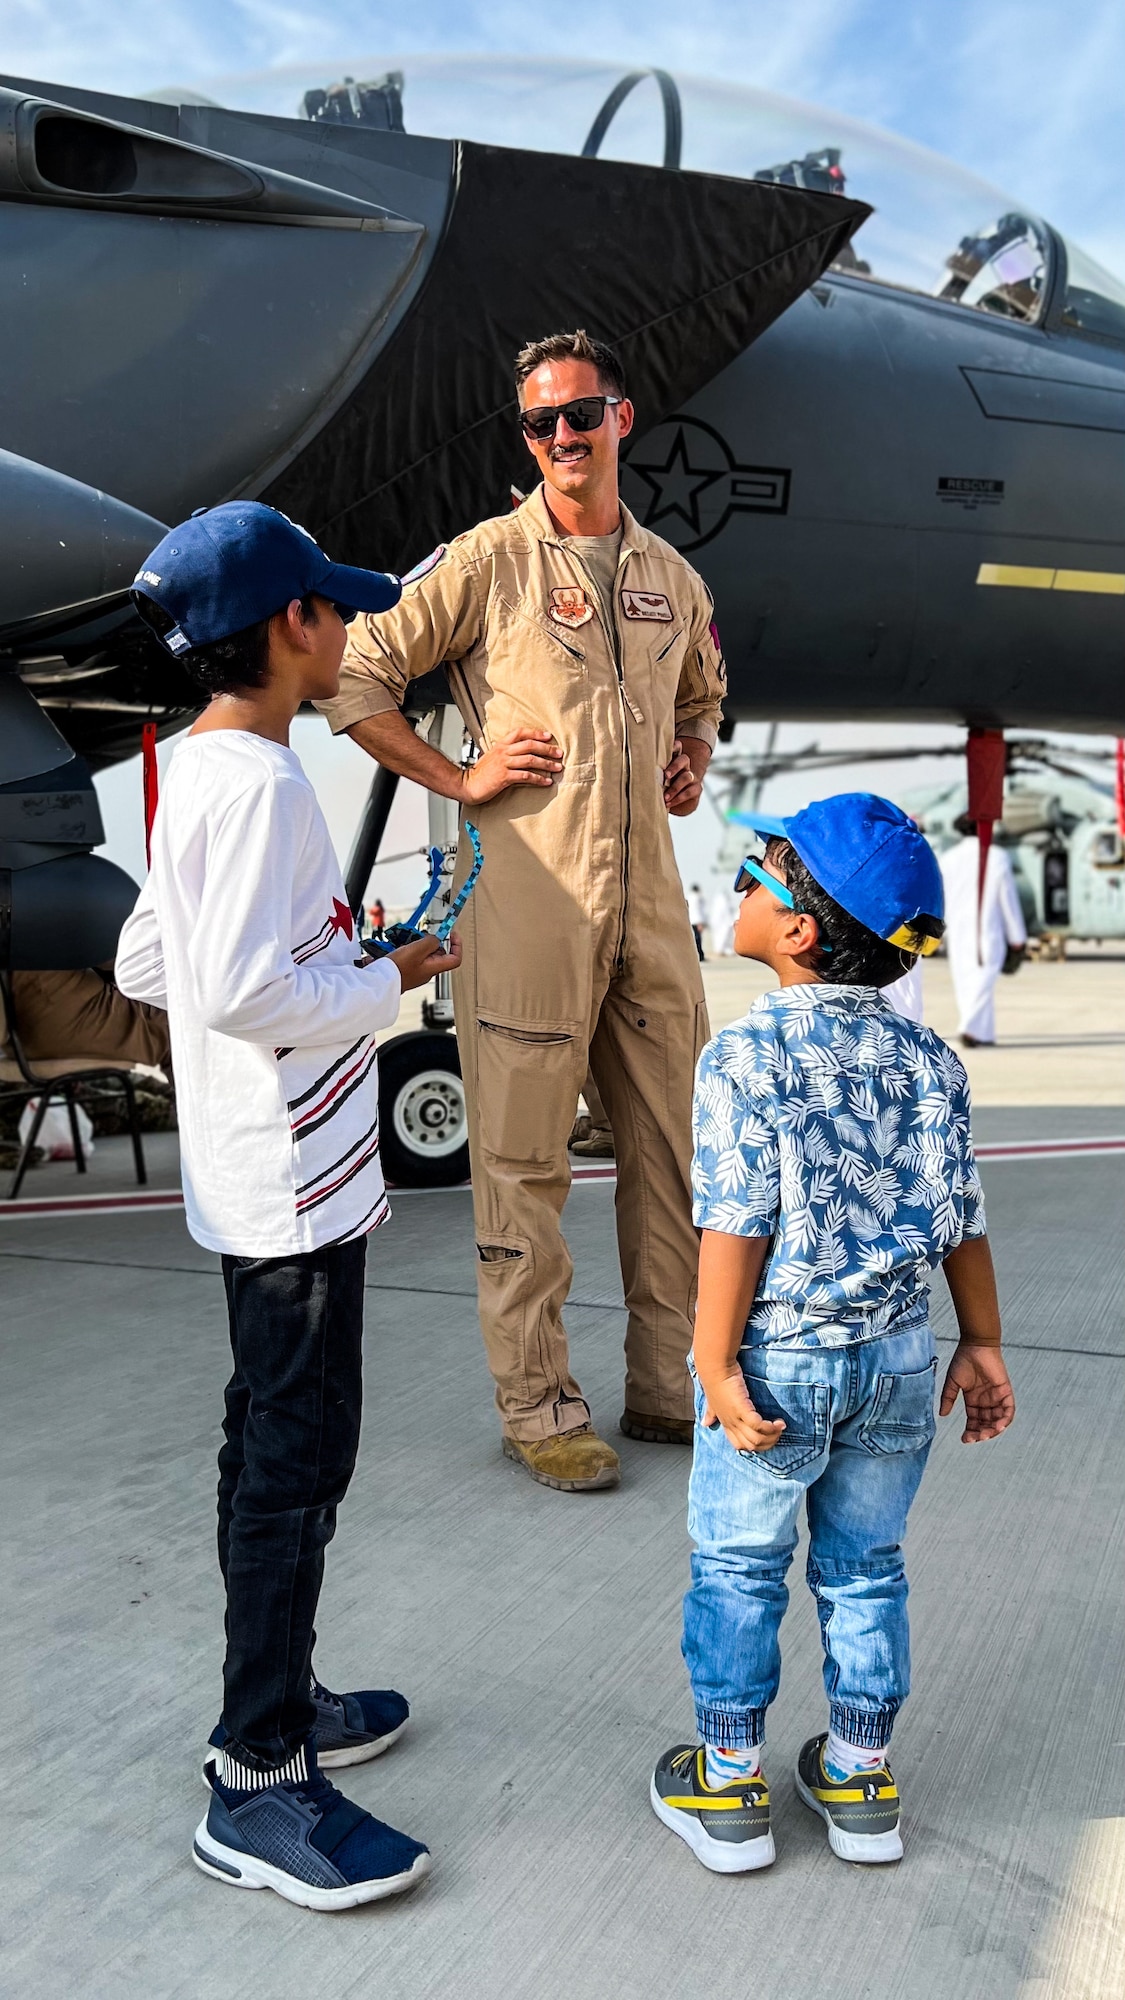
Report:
620,1410,695,1445
569,1126,616,1159
567,1113,616,1160
502,1426,621,1491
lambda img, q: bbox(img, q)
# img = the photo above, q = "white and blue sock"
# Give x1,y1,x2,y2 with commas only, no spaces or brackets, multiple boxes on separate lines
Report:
704,1742,762,1789
822,1730,886,1782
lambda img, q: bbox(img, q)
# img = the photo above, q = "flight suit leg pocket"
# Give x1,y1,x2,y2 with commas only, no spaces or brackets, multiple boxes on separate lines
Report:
603,999,669,1124
475,1017,582,1167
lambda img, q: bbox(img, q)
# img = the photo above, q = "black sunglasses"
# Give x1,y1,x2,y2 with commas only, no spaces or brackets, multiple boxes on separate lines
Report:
518,395,621,442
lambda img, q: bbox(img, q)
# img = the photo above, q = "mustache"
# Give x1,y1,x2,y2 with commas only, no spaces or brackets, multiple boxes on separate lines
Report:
548,438,592,460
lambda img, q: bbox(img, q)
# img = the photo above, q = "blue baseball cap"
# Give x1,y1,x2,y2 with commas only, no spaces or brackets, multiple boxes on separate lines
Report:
132,501,401,656
737,792,945,955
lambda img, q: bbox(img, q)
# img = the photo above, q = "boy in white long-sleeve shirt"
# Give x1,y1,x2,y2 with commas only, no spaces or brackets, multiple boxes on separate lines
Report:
118,503,459,1911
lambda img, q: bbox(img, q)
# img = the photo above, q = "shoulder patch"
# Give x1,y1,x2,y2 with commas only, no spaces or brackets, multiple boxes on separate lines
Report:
621,588,673,622
402,545,447,586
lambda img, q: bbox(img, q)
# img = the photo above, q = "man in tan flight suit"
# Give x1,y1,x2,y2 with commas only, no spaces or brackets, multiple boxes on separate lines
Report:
320,330,725,1492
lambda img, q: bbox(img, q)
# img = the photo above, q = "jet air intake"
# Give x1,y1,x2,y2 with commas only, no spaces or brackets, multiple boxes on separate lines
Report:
0,88,420,229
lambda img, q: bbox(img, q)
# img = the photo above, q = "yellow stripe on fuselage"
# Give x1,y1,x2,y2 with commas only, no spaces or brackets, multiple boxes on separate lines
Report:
977,563,1125,595
1054,569,1125,594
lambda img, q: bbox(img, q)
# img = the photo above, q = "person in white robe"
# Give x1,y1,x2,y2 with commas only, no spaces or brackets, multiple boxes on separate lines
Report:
708,887,735,956
939,818,1028,1046
883,958,924,1023
688,884,707,961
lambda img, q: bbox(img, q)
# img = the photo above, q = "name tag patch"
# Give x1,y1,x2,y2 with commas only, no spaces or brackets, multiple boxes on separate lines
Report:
549,586,594,628
621,589,673,622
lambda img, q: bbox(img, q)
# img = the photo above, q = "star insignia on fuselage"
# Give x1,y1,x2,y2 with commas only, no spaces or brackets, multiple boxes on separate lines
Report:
622,414,790,554
628,426,726,535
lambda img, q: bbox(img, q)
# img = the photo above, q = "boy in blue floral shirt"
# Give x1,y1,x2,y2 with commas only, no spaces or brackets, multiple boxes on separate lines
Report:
651,795,1015,1873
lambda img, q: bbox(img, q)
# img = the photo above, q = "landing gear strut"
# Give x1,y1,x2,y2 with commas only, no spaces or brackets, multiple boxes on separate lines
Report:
346,702,471,1189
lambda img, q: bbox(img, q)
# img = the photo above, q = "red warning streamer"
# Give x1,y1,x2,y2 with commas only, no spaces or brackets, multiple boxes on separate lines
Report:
142,722,159,868
1116,738,1125,841
966,727,1005,963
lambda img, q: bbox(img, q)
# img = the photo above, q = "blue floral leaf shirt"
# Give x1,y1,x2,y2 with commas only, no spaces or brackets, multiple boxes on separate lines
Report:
692,984,986,1348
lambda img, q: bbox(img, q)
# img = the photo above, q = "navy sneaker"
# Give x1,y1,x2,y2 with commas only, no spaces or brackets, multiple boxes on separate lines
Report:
193,1739,430,1910
204,1677,409,1782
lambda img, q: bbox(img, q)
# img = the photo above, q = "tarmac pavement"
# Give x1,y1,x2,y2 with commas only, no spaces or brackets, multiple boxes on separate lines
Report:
1,951,1122,1999
1,1106,1123,1999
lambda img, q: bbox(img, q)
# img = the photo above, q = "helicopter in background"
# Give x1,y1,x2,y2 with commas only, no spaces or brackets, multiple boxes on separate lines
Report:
709,734,1124,948
904,770,1124,951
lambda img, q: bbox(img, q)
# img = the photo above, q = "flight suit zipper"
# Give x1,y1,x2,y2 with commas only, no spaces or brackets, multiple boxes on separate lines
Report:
568,547,632,975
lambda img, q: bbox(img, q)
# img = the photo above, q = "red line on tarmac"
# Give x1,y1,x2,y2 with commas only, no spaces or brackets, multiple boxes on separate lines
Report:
975,1137,1125,1160
0,1188,186,1220
0,1138,1121,1220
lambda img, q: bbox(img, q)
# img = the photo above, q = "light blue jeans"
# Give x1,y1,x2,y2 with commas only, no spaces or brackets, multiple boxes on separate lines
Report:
683,1316,937,1751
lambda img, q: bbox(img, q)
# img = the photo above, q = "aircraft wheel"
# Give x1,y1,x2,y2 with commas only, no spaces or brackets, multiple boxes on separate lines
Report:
378,1031,469,1188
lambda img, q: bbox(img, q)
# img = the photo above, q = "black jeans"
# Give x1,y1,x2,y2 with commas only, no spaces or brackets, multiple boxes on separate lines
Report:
217,1237,367,1766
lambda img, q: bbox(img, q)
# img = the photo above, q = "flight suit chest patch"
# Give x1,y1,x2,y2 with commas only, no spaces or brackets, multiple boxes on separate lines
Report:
549,586,594,628
621,589,673,622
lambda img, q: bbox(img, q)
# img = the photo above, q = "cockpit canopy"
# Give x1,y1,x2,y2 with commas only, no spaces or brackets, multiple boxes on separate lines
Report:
164,54,1125,345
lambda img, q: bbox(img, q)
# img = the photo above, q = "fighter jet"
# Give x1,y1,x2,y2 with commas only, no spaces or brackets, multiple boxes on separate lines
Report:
0,61,865,977
1,56,1121,1185
153,54,1125,741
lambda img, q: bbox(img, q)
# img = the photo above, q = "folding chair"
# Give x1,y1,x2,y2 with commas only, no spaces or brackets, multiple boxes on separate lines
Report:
0,970,148,1200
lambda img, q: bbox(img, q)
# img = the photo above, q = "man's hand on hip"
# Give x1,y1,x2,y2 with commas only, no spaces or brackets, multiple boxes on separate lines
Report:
663,736,711,817
461,730,563,805
346,712,561,807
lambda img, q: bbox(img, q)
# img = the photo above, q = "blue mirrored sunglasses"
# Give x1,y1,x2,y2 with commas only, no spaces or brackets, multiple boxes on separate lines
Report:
733,856,833,952
734,856,794,905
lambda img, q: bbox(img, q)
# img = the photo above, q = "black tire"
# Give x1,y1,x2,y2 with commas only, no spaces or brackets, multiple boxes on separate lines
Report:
378,1031,469,1188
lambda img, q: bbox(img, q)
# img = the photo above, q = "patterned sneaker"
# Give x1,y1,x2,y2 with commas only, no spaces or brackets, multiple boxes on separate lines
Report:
795,1734,903,1864
650,1744,775,1873
193,1740,430,1910
204,1678,408,1783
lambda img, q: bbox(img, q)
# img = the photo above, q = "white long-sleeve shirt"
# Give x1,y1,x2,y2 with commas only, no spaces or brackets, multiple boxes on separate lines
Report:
116,731,401,1256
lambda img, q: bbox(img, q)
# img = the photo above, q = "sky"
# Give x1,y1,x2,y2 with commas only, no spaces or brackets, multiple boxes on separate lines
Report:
4,0,1123,274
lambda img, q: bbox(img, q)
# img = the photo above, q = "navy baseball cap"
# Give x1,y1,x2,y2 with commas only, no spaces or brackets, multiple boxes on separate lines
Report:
737,792,945,955
132,501,401,656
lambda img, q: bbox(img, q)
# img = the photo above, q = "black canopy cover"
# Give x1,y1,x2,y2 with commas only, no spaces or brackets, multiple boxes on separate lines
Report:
264,140,869,570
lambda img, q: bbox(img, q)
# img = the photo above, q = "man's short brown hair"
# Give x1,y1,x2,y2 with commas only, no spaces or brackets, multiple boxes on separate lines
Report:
514,329,626,401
